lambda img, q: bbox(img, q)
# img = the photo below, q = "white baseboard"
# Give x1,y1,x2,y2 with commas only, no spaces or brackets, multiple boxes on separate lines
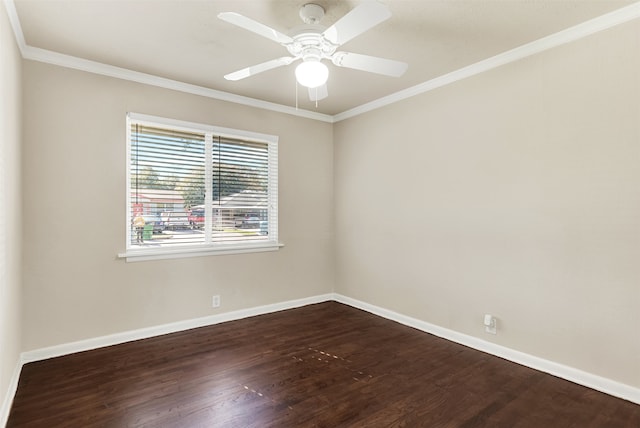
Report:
0,360,22,428
21,293,335,364
333,293,640,406
6,291,638,425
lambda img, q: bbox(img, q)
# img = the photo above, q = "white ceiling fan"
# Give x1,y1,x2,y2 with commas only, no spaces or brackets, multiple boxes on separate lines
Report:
218,1,408,102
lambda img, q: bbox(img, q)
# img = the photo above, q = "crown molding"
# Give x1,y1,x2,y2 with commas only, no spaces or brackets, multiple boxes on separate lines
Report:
2,0,322,124
334,1,640,122
19,45,334,123
2,1,333,123
3,0,25,51
4,0,640,122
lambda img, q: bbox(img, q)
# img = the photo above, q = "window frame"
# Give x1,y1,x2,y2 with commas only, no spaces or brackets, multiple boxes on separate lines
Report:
120,113,281,262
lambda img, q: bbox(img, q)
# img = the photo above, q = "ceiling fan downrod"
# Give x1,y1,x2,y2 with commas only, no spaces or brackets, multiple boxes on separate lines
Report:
299,3,325,25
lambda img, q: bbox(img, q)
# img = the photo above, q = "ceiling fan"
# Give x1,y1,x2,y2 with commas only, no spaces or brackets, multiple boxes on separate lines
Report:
218,1,408,102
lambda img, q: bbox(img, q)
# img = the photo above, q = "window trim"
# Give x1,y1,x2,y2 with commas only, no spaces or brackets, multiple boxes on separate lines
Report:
118,242,285,262
120,113,281,262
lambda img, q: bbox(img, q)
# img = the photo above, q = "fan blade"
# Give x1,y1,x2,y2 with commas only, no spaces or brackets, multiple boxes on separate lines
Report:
332,52,408,77
323,2,391,46
308,84,328,102
225,57,295,81
218,12,293,45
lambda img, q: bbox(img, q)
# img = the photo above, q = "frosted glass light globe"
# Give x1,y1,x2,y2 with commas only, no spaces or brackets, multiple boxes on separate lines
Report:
295,60,329,88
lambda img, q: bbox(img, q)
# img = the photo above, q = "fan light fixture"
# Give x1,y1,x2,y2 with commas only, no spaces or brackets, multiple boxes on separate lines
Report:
219,1,409,102
295,60,328,88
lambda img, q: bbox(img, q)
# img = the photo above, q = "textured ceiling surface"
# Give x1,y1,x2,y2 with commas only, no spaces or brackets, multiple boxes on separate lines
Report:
13,0,636,115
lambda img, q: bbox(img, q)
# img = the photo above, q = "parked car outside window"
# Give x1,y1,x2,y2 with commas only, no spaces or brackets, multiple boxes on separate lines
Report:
161,212,190,230
235,213,260,229
188,207,205,229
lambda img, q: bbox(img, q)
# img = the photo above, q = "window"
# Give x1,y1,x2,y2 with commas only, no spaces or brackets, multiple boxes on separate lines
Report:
123,113,279,261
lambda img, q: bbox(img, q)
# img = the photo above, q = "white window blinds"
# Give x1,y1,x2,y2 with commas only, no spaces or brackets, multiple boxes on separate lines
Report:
126,114,278,257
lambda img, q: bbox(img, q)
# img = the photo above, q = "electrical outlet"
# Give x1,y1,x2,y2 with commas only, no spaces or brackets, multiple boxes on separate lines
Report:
484,314,497,335
212,295,221,308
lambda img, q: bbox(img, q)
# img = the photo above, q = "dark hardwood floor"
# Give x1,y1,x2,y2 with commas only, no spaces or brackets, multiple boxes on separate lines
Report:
7,302,640,427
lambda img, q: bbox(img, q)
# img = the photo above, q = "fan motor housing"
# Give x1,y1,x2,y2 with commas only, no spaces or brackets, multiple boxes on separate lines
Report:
287,29,337,59
289,3,336,59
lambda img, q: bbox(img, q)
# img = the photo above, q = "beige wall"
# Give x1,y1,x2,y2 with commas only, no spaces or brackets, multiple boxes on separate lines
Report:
0,1,23,416
334,20,640,388
21,61,334,350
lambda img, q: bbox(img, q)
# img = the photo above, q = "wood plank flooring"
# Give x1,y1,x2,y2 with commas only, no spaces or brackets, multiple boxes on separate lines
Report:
7,302,640,427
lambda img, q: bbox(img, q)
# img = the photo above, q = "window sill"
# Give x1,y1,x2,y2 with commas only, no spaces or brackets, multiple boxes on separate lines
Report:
118,242,284,262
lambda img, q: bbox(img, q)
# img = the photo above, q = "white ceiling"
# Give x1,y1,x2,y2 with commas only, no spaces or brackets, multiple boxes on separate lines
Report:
10,0,639,117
